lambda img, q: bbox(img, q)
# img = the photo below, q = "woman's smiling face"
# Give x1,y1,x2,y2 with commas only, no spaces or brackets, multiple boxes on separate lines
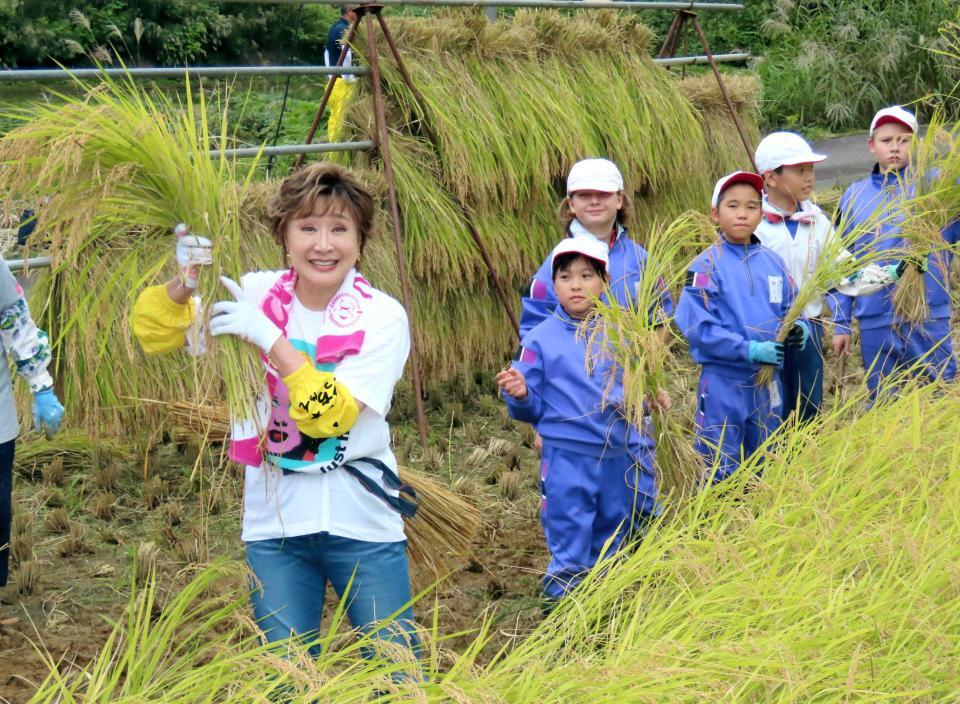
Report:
283,198,361,308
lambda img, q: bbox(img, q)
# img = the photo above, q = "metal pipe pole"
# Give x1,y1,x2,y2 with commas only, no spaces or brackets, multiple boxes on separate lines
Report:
688,14,757,172
295,17,362,169
375,11,521,338
653,52,748,66
0,65,367,81
209,140,373,159
4,256,51,273
221,0,744,10
361,6,431,450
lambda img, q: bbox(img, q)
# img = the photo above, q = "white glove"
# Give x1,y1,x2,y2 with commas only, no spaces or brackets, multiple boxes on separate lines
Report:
209,276,283,353
175,223,212,289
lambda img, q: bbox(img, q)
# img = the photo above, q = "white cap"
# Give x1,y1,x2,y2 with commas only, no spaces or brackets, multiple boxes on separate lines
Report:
550,236,610,270
566,158,624,194
711,171,764,207
870,105,917,135
755,131,827,174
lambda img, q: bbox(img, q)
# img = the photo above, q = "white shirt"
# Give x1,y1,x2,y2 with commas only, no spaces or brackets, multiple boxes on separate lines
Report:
237,270,410,543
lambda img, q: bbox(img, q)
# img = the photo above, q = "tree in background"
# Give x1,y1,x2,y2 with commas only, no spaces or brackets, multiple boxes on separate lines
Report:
0,0,338,68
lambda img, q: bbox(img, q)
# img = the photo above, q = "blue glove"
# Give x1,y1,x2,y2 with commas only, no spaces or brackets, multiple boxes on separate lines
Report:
784,320,811,350
33,387,64,436
891,261,907,281
748,340,784,366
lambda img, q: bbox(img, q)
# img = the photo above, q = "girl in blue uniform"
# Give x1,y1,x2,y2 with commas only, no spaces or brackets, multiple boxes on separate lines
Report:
498,237,660,602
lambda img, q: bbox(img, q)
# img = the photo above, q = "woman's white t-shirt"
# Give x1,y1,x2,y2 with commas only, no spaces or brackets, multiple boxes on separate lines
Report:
237,270,410,544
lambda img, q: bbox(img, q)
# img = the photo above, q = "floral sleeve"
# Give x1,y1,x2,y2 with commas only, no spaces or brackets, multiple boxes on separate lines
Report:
0,290,54,393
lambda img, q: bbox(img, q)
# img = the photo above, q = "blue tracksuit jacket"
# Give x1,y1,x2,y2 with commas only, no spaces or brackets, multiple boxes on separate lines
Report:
830,165,959,393
675,234,796,380
519,224,675,338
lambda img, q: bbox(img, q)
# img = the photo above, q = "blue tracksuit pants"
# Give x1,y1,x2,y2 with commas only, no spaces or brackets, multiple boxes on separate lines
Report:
782,320,825,422
539,443,653,598
859,317,957,396
694,369,783,483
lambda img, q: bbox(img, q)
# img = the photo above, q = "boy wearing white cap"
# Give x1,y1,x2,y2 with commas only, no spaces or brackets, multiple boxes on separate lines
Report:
498,237,656,603
832,106,959,396
754,131,901,420
675,172,803,482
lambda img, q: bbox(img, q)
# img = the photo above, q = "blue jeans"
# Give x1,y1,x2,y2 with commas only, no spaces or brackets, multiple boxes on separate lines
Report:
245,532,418,659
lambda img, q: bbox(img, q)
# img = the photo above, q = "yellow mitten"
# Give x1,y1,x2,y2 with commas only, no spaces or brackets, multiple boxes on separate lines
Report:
283,359,360,438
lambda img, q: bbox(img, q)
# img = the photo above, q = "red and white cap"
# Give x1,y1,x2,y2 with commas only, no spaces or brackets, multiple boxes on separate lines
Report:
711,171,764,207
550,236,610,269
755,131,827,174
566,158,624,194
870,105,917,135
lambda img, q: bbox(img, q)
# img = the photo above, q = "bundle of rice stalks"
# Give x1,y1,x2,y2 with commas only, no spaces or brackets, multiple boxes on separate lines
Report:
14,431,133,476
401,466,480,582
755,203,902,388
0,69,271,430
133,397,232,443
587,212,710,504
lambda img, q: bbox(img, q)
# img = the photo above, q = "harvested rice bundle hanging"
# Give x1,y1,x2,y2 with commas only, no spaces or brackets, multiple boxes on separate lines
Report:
586,212,709,503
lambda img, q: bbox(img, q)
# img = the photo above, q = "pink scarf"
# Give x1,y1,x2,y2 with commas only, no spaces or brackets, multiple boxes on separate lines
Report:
228,268,373,467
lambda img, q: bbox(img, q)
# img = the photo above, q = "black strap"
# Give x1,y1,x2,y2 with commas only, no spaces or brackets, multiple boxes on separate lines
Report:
342,456,419,518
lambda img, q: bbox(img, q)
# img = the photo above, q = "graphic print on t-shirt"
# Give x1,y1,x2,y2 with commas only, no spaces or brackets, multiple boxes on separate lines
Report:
265,338,349,473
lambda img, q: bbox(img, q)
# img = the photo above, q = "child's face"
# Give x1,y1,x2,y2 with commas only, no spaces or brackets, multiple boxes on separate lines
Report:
554,256,606,319
868,123,913,172
567,190,623,232
284,198,361,295
711,184,762,244
763,163,815,205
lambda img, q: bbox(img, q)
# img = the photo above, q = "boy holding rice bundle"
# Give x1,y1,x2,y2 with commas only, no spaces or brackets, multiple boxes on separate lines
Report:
675,172,804,482
831,106,959,396
497,237,661,604
753,132,902,420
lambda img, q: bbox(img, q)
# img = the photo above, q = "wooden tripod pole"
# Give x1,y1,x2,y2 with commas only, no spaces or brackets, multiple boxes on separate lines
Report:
359,4,430,450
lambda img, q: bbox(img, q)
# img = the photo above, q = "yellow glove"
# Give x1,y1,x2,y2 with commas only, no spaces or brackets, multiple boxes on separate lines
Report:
131,285,195,354
283,359,360,438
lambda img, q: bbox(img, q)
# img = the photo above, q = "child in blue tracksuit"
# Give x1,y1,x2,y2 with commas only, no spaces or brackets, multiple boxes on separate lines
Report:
753,131,902,421
497,237,659,601
675,172,806,482
830,105,958,395
519,158,672,523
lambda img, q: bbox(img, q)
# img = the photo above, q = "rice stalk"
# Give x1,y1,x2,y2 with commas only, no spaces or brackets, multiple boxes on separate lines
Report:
587,212,711,505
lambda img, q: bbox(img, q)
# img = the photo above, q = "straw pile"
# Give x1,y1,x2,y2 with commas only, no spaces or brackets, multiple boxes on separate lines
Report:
340,10,759,383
